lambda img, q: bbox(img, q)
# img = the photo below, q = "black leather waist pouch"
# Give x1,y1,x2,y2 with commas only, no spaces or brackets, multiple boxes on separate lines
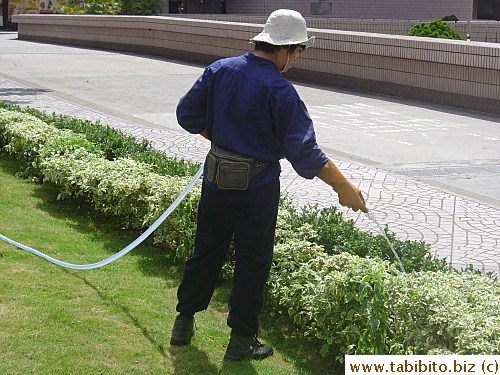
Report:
205,144,269,190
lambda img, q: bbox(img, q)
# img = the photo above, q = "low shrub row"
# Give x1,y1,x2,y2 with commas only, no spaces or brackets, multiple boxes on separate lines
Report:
268,239,500,361
1,106,498,364
0,108,201,259
0,103,199,178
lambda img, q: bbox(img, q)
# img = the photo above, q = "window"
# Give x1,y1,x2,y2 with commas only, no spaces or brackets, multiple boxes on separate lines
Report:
310,1,332,16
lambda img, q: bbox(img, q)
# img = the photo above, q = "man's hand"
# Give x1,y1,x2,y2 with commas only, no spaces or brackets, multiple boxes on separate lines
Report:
334,180,368,213
316,159,368,213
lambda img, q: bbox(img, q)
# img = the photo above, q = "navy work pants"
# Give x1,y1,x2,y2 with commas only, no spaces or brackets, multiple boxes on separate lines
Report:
176,178,280,337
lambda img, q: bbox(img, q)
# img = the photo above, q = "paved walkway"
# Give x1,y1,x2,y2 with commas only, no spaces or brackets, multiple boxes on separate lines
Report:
0,34,498,274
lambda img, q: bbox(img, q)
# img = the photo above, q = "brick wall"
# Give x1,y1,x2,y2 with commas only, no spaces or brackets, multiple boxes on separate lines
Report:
13,14,500,115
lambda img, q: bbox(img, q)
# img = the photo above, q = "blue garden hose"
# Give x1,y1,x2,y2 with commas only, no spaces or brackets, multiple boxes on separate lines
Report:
0,165,203,270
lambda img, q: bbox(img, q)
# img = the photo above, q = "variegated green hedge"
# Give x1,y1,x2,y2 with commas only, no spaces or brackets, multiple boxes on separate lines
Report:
0,108,201,257
268,239,500,359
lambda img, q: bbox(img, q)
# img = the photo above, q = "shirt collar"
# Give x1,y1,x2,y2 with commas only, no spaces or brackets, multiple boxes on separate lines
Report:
244,52,279,72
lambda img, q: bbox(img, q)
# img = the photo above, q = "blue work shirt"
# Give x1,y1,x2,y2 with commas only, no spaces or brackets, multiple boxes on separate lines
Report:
176,52,329,189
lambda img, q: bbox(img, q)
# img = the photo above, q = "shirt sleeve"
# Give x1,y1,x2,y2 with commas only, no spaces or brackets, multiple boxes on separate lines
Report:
176,68,211,134
275,97,329,179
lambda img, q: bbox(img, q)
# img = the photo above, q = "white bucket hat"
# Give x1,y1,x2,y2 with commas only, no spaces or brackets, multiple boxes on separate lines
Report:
250,9,315,48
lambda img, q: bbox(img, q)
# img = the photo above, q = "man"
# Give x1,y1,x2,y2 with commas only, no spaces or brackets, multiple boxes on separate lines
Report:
171,9,368,361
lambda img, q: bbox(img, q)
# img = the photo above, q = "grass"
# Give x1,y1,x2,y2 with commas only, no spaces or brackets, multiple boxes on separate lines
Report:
0,154,329,375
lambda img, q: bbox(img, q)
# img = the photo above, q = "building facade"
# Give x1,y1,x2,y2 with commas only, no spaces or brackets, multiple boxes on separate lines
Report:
2,0,498,29
170,0,499,20
226,0,476,19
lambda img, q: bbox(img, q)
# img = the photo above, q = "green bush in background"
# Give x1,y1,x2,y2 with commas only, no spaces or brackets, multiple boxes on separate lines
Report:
121,0,162,15
408,20,464,40
83,0,122,14
59,0,86,14
59,0,162,15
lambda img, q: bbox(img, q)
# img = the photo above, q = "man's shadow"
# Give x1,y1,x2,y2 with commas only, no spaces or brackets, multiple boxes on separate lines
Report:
170,345,218,375
220,358,257,375
169,344,257,375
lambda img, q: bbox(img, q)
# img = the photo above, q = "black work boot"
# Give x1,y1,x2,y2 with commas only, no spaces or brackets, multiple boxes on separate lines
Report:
170,314,195,346
224,332,273,361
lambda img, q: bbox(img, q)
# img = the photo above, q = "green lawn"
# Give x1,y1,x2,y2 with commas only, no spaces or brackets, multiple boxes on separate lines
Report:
0,154,328,375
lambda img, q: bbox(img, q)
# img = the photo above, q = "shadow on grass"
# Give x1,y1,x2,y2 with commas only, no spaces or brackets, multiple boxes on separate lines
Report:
169,345,221,375
210,280,334,375
259,309,339,375
65,268,170,359
0,153,23,174
169,344,259,375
